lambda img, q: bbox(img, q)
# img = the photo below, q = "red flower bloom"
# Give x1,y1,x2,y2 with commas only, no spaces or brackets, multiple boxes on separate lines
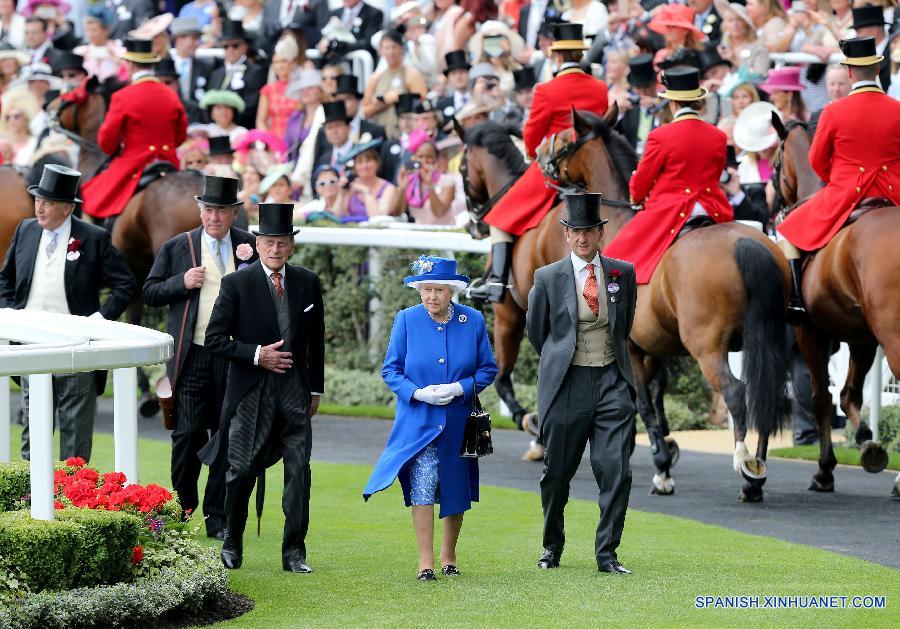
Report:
74,467,100,484
65,457,86,468
54,500,65,510
131,545,143,564
609,269,622,281
67,238,82,253
102,471,127,487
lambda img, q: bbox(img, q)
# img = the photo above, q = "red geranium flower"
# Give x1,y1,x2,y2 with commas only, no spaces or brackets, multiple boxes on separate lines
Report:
609,269,622,281
131,545,143,564
65,457,86,468
54,500,65,510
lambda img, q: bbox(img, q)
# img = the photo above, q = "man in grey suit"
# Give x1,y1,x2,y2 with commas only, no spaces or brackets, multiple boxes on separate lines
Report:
526,193,638,575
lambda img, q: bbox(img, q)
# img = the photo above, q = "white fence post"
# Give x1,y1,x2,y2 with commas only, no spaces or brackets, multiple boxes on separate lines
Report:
869,346,884,442
368,247,383,364
113,367,139,485
29,373,54,521
0,376,8,462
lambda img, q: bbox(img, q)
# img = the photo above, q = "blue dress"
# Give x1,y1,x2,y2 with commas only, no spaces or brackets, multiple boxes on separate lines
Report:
363,303,498,518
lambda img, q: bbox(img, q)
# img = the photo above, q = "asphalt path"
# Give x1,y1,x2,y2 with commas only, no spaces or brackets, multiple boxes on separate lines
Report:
14,395,898,569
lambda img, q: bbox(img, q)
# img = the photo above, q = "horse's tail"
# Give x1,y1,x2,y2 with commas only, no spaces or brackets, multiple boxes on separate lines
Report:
733,237,792,436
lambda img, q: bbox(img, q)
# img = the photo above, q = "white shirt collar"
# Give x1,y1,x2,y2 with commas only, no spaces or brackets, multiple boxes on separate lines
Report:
674,107,698,117
202,228,232,258
132,69,154,81
261,262,286,280
44,215,72,238
226,55,247,70
333,138,354,161
570,251,601,275
851,80,880,90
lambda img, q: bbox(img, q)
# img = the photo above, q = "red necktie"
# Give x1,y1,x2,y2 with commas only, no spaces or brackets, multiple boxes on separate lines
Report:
271,272,285,300
583,264,599,317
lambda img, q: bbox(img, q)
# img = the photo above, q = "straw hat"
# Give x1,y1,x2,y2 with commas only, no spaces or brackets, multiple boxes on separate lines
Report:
129,12,174,40
733,101,781,153
713,0,755,32
469,20,525,60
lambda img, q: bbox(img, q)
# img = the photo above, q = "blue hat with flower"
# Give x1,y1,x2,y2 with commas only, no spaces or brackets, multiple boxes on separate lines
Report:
404,255,470,290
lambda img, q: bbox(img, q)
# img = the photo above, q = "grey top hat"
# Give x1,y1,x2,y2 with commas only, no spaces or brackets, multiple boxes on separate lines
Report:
170,16,202,37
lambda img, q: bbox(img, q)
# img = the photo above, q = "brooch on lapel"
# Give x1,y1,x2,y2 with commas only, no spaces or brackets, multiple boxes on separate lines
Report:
458,314,467,323
608,268,622,303
66,237,82,262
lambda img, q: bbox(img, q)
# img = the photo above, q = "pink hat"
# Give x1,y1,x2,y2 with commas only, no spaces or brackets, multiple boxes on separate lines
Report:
22,0,71,17
648,5,702,38
758,66,803,93
232,130,287,157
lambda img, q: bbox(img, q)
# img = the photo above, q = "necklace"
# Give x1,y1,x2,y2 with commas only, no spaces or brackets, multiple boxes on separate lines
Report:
428,303,454,325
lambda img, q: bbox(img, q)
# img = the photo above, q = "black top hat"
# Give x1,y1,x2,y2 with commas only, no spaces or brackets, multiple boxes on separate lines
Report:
322,100,351,124
122,37,160,64
698,46,732,75
334,74,362,98
443,50,471,75
627,53,656,88
220,19,252,43
658,48,701,71
560,193,607,228
513,66,537,91
839,36,884,66
194,175,241,207
659,67,708,101
851,5,888,30
208,135,234,156
155,58,178,78
28,164,82,203
395,92,417,114
414,98,435,115
53,51,84,74
254,203,299,236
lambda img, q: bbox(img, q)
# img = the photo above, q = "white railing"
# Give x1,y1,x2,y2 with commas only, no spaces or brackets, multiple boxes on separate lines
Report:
0,310,172,521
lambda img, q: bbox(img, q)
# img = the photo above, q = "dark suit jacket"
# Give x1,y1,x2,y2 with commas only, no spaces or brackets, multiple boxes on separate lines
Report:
204,261,325,429
208,61,269,128
107,0,155,41
879,56,892,93
616,106,661,151
180,56,214,124
0,216,135,319
526,254,637,422
328,2,383,59
262,0,332,50
142,226,258,384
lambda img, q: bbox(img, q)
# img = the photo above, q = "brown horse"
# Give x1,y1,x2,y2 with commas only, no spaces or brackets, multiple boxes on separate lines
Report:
0,167,36,262
48,77,204,406
463,108,793,501
772,115,897,494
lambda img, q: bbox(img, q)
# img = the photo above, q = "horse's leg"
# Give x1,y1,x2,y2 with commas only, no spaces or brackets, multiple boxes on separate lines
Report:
631,347,675,495
795,324,837,491
840,341,888,473
491,301,527,429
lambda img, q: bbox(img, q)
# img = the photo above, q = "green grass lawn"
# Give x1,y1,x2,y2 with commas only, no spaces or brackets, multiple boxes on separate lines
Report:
9,427,899,627
769,444,900,472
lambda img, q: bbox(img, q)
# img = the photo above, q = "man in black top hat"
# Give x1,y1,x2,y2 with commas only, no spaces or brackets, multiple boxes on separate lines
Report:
0,164,136,462
525,192,637,575
53,51,87,89
332,74,387,143
616,53,663,154
208,136,235,166
143,175,258,540
850,5,891,90
698,45,733,124
311,100,357,180
436,50,472,120
208,21,267,128
200,203,325,573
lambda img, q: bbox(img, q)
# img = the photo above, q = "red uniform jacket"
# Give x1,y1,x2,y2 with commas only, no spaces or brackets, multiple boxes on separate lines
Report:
777,88,900,251
604,114,733,284
81,76,187,219
485,68,608,236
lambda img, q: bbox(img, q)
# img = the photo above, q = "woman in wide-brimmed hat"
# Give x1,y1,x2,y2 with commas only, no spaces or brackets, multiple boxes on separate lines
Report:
200,90,249,145
758,65,808,121
649,4,704,70
717,81,761,145
715,0,770,76
468,20,524,93
337,138,399,222
74,4,125,83
0,43,30,93
364,255,497,582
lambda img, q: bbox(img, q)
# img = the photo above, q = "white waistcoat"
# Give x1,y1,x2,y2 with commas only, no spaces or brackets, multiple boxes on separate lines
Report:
193,240,235,346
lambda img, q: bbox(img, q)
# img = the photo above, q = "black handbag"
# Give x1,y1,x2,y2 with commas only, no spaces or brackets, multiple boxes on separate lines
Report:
460,382,493,458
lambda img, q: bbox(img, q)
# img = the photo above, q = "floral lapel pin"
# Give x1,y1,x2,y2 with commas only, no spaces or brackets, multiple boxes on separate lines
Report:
458,314,467,323
608,268,622,303
236,243,253,270
66,237,82,262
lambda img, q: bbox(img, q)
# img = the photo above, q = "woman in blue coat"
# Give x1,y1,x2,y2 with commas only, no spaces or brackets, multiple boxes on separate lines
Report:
364,255,498,582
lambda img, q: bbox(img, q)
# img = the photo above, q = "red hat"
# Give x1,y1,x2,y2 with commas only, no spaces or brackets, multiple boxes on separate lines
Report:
648,5,702,38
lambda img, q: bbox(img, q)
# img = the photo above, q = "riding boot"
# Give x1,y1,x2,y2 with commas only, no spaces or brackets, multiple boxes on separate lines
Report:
787,258,807,321
466,242,513,304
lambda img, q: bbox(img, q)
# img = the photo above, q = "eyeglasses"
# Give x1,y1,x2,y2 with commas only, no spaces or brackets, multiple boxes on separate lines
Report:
223,42,243,49
316,177,338,187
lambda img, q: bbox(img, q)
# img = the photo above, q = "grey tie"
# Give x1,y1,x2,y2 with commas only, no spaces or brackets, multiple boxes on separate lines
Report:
212,239,226,275
46,232,58,259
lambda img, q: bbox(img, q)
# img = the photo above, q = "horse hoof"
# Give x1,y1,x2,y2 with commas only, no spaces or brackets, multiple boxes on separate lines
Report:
859,441,888,474
855,422,873,445
740,457,767,485
522,412,540,437
665,437,680,468
807,478,835,492
738,484,764,503
650,472,675,495
138,392,160,418
522,441,545,462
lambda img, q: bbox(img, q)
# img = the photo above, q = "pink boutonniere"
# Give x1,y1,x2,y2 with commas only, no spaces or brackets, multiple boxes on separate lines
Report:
236,243,253,261
66,237,82,262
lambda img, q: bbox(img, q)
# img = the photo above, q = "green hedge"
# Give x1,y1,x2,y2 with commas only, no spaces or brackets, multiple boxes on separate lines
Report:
0,462,29,513
0,509,139,593
855,404,900,453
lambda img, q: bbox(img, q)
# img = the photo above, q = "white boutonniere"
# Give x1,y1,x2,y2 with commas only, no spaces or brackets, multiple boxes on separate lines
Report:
353,17,363,28
359,132,372,144
196,76,206,87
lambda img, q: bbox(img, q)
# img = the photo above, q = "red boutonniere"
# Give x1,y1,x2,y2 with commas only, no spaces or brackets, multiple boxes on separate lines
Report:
607,269,622,302
66,238,82,262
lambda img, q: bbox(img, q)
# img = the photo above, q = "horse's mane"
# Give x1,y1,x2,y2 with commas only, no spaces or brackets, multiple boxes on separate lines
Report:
466,122,528,176
575,110,638,185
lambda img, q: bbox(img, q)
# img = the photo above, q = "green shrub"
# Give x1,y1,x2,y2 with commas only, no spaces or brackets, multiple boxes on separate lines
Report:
0,462,29,513
56,509,140,587
854,404,900,453
0,511,81,592
0,552,30,606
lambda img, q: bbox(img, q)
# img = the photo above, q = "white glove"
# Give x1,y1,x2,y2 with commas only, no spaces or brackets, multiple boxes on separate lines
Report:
432,382,464,399
413,385,454,406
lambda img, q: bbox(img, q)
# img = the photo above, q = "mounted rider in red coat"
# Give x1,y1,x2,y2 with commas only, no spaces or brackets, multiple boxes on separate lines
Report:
467,22,608,303
603,68,732,284
776,36,900,313
81,38,187,224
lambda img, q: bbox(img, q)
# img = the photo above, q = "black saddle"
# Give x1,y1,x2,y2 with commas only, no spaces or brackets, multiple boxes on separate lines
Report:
847,197,893,225
677,215,716,238
137,160,177,192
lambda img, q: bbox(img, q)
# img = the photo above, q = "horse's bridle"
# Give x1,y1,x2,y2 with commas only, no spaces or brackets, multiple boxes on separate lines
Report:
48,94,105,156
544,131,641,210
460,146,527,220
772,119,810,215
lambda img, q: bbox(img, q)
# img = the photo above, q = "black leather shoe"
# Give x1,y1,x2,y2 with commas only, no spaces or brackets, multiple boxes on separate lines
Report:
441,564,460,576
598,560,631,574
205,517,226,540
417,569,437,582
537,549,560,569
283,557,313,573
220,533,242,570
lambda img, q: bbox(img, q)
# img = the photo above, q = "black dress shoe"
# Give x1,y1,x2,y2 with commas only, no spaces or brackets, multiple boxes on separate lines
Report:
205,517,226,540
220,532,242,569
283,557,313,573
598,560,631,574
537,549,560,569
417,569,437,582
441,565,460,576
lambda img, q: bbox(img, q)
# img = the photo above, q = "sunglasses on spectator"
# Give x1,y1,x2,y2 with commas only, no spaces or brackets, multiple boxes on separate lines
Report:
316,177,339,187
